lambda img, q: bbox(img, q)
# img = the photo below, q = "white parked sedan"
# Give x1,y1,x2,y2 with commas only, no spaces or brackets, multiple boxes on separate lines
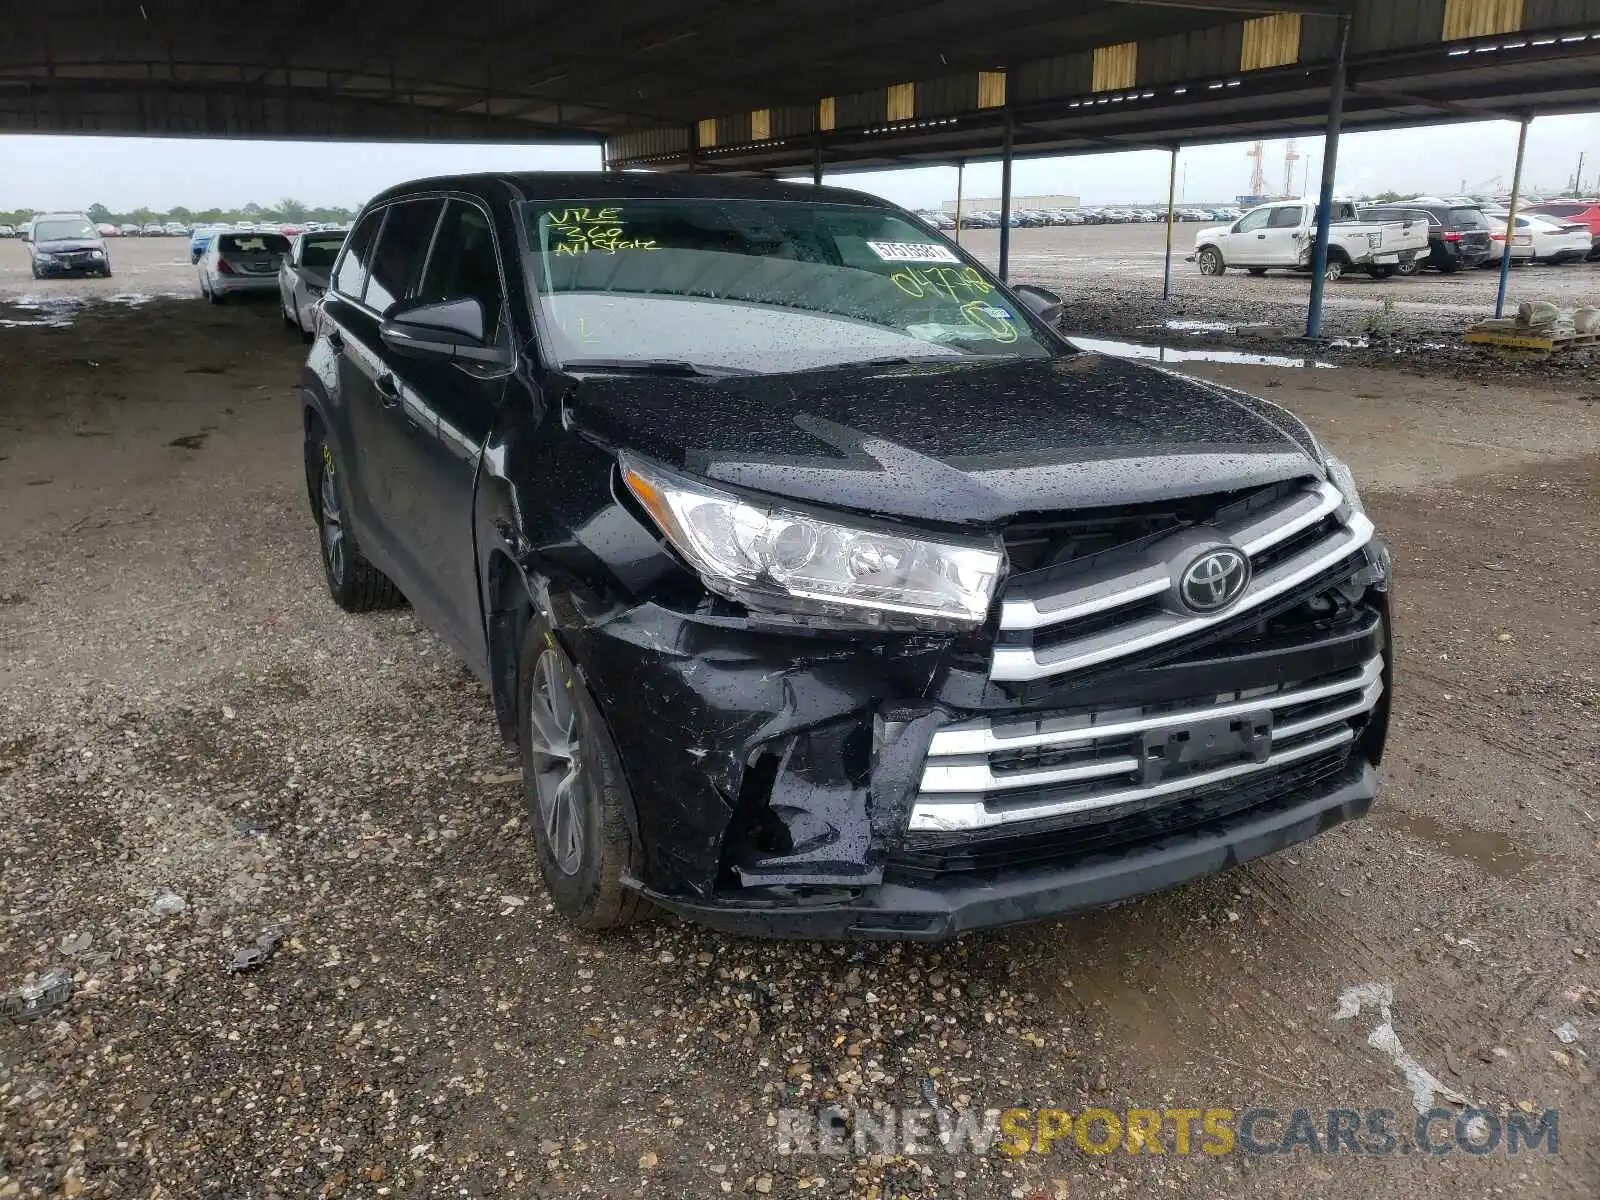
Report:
1485,211,1593,264
278,230,346,337
197,231,290,303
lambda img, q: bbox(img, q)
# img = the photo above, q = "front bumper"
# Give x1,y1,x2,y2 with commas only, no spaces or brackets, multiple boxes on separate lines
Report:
33,256,107,275
636,761,1375,939
568,568,1390,940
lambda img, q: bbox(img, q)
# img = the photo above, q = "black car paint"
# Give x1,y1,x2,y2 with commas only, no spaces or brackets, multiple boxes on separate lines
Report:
29,234,111,277
301,172,1387,938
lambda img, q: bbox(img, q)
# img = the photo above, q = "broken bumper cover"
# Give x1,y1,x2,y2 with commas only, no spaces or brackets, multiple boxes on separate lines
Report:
569,580,1388,941
630,761,1376,939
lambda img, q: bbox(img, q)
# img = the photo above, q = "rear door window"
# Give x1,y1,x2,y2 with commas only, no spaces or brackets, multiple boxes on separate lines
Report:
416,200,505,336
332,208,383,298
1447,207,1488,230
363,198,444,315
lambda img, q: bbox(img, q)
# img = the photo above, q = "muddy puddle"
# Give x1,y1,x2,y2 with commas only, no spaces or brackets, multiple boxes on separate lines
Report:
1069,333,1339,369
0,291,192,328
1380,808,1547,879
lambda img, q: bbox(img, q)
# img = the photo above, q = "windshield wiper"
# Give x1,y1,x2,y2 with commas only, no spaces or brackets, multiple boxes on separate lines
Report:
559,358,754,378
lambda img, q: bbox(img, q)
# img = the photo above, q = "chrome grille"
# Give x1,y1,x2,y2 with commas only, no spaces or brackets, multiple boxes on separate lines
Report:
908,655,1383,833
991,480,1374,682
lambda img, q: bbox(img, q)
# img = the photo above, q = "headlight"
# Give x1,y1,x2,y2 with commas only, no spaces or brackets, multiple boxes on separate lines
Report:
621,454,1004,630
1325,455,1364,515
33,252,54,262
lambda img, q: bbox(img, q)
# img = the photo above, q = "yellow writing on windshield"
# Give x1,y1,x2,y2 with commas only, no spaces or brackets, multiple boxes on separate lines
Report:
543,206,659,254
959,300,1020,343
889,265,993,300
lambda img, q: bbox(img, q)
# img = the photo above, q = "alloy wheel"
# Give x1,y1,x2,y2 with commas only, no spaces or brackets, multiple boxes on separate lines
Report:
318,448,346,585
524,648,589,876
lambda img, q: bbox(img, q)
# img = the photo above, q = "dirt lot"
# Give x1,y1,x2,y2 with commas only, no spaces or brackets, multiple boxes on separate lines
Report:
1,234,1597,1199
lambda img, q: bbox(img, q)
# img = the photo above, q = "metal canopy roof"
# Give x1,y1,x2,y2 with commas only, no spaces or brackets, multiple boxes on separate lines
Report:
2,2,1598,164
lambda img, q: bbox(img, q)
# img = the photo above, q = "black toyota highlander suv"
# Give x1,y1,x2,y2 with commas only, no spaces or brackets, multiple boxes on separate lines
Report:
302,173,1392,939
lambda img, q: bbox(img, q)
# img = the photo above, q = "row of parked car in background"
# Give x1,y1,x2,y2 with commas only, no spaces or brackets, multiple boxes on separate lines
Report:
1190,193,1600,279
917,205,1241,230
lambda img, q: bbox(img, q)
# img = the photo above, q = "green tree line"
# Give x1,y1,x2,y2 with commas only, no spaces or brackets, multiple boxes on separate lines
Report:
0,197,356,228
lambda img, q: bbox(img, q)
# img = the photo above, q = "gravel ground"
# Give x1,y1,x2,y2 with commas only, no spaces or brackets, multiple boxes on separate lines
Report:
1,253,1597,1198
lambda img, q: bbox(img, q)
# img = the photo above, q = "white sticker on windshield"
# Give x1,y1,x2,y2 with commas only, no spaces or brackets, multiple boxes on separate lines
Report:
866,240,961,264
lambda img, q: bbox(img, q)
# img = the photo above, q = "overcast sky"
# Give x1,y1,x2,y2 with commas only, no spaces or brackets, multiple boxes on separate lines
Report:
3,113,1596,214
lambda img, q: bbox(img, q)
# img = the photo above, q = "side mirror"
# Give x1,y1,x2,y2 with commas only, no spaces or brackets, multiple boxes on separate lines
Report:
1011,283,1063,326
379,297,513,367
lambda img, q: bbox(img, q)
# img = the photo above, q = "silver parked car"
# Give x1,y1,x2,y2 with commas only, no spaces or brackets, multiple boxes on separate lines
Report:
278,230,347,337
197,230,290,303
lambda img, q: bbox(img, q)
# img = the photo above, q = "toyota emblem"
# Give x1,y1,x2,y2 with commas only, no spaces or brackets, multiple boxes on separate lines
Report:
1179,547,1250,613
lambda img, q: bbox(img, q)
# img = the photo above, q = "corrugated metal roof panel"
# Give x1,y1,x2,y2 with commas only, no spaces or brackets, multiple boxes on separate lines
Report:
1014,53,1093,103
1241,13,1303,71
1092,42,1138,91
1443,0,1524,39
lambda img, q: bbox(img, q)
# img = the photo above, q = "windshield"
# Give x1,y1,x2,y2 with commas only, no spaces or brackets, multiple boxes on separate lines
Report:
519,198,1055,374
34,219,97,241
301,237,345,269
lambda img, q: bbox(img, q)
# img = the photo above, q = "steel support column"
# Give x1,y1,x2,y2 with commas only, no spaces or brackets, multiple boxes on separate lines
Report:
813,139,823,185
1163,146,1178,301
1305,15,1351,340
998,111,1014,282
954,160,965,245
1496,117,1530,319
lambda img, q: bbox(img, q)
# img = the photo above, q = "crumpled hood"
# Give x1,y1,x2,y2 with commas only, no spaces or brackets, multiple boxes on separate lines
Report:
564,352,1323,526
34,239,104,253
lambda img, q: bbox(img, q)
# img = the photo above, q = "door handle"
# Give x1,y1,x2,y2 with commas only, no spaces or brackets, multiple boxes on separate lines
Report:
375,373,401,408
327,328,344,352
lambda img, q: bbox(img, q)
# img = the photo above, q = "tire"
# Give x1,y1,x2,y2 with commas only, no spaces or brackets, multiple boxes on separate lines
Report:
1323,258,1346,283
1367,265,1398,279
517,618,640,930
1247,268,1268,276
1197,246,1225,276
1395,259,1421,277
307,427,405,612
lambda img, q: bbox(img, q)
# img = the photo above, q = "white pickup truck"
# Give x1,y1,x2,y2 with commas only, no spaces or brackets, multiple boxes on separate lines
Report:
1190,199,1429,281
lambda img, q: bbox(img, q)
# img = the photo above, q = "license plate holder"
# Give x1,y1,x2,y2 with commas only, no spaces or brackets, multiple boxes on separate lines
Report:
1139,711,1272,785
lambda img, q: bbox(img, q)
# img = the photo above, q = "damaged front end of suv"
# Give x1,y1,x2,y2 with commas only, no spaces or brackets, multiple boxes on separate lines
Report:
523,351,1391,941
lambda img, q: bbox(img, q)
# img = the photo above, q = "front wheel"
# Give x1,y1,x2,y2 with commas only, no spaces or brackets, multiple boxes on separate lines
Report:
518,622,640,930
309,431,405,612
1197,246,1225,276
1323,258,1346,282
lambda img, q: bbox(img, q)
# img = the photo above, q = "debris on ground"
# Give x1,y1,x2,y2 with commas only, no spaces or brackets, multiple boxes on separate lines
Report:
58,931,93,955
1333,982,1468,1113
225,924,287,974
1552,1021,1581,1045
1,969,75,1022
148,891,188,918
